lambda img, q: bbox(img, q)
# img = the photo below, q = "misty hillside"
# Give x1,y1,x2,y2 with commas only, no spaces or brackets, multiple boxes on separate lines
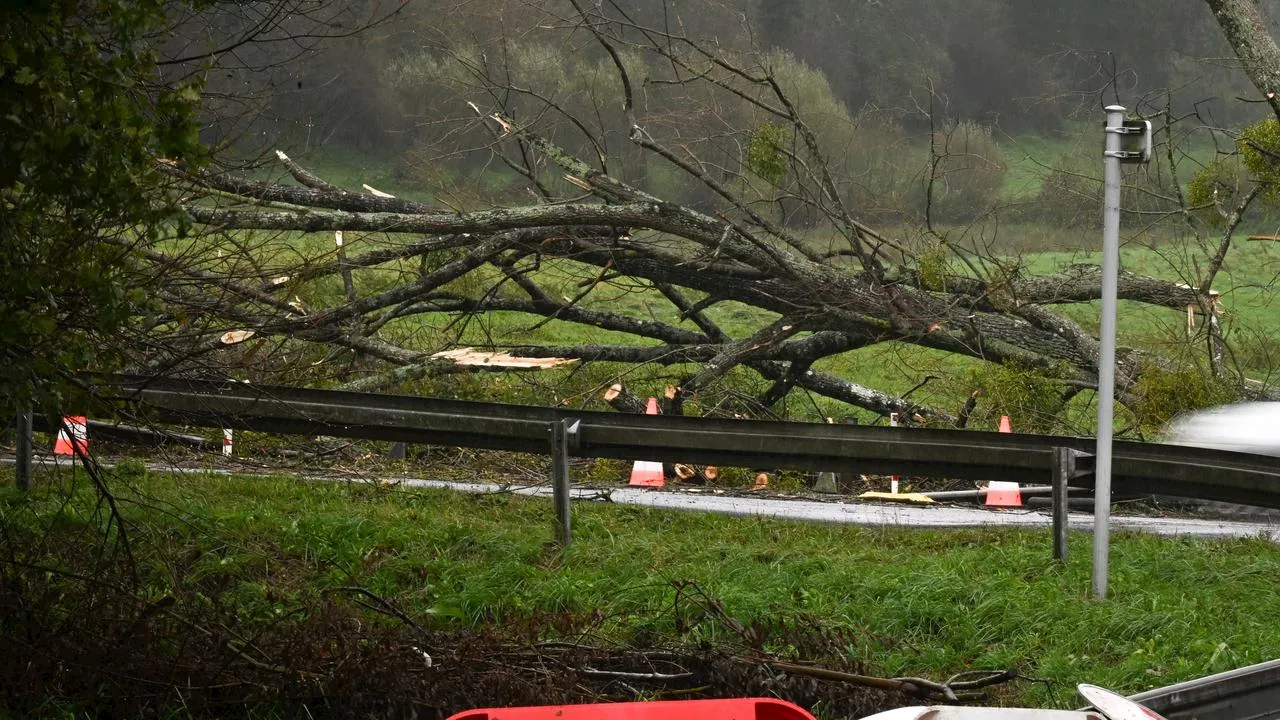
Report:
177,0,1272,161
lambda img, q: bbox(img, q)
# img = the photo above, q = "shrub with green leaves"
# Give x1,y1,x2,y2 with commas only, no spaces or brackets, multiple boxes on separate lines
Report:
964,360,1070,434
0,0,207,411
1131,364,1238,434
1187,158,1249,228
747,122,789,184
1238,117,1280,192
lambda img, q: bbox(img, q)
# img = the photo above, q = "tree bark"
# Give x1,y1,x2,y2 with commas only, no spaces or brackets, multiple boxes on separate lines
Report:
1204,0,1280,120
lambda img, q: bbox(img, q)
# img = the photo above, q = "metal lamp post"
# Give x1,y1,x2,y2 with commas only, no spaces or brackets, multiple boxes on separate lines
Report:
1095,105,1152,599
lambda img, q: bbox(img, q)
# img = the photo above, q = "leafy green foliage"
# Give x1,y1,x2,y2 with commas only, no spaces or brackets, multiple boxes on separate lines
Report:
1238,118,1280,194
916,241,951,290
0,0,207,410
1132,364,1238,434
964,360,1070,433
1186,159,1245,227
746,122,788,184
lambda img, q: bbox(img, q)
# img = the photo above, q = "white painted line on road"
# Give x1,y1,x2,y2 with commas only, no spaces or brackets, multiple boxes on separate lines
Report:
386,477,1280,542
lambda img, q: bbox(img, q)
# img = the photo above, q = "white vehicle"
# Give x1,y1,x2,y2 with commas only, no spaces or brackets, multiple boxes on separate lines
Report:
861,685,1166,720
1161,402,1280,457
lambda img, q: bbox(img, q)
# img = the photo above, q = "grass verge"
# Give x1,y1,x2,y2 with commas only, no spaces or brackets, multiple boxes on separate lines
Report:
4,465,1280,717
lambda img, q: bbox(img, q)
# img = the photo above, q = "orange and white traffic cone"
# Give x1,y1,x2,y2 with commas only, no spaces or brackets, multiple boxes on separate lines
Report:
628,398,665,487
985,416,1022,507
53,416,89,456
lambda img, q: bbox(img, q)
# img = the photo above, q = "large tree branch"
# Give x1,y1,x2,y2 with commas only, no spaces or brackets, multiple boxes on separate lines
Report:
1204,0,1280,120
506,330,873,366
904,264,1221,312
670,317,802,415
416,296,709,346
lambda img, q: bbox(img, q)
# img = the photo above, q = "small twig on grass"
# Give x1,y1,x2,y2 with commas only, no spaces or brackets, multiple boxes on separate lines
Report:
769,660,1018,703
330,586,428,636
581,667,693,680
946,668,1021,689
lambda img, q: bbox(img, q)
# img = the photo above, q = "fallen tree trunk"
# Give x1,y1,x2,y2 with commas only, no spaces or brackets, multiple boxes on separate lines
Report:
126,35,1278,427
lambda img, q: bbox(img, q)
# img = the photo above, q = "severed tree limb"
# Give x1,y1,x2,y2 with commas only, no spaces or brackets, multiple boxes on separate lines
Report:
654,282,732,343
274,149,344,193
671,317,802,415
263,235,518,334
495,111,813,276
416,297,709,346
125,244,307,318
483,110,662,206
902,263,1225,314
334,231,356,304
768,660,1018,703
594,360,956,425
756,360,813,410
1015,302,1101,368
956,391,980,429
179,163,447,216
776,365,953,425
501,326,881,372
336,358,464,393
581,667,692,681
602,383,649,414
266,233,488,292
183,200,787,274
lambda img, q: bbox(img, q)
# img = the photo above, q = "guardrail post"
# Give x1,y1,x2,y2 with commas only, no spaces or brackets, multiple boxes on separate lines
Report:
15,406,32,491
1052,447,1073,561
1050,448,1095,562
550,419,580,547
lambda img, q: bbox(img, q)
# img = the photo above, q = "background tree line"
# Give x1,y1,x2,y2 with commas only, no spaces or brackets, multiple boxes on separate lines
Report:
227,0,1269,151
188,0,1277,237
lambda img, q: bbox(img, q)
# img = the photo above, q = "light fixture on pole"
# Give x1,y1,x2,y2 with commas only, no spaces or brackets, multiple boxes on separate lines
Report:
1095,105,1152,599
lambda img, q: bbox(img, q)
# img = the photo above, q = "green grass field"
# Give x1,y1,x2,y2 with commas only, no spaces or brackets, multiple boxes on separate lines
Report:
4,466,1280,714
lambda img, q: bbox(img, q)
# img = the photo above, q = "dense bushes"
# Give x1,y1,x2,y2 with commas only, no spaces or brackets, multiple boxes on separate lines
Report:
921,120,1008,223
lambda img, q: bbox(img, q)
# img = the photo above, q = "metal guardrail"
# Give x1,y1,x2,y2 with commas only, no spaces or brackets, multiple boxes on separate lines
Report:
94,374,1280,510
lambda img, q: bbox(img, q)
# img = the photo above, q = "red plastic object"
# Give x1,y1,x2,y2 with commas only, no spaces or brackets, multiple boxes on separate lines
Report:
446,697,816,720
